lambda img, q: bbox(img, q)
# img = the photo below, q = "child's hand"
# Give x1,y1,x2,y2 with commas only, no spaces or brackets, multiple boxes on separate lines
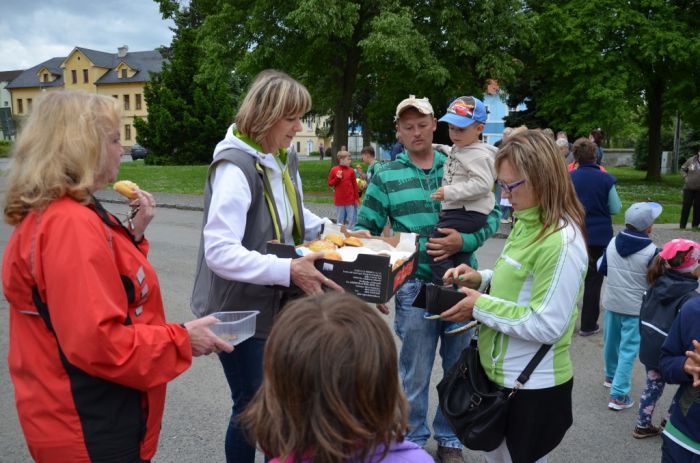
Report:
431,187,445,201
684,339,700,387
336,170,343,179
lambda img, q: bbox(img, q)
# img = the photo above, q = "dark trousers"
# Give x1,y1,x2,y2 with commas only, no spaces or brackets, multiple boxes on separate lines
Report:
429,209,488,284
662,433,700,462
218,337,266,463
580,245,606,332
680,188,700,229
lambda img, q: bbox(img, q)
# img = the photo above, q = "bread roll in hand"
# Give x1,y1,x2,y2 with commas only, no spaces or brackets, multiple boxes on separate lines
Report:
113,180,139,200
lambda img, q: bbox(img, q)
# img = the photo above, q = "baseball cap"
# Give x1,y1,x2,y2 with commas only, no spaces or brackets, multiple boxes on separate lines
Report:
438,96,487,128
395,95,434,120
624,202,663,231
659,239,700,273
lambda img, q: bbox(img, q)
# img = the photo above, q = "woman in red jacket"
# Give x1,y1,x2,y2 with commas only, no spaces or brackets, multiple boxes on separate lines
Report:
2,91,232,463
327,150,360,228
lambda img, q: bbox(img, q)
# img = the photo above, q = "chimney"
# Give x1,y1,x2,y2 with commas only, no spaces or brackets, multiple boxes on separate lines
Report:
117,45,128,58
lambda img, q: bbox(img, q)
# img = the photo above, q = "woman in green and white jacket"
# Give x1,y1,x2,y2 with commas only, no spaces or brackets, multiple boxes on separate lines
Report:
441,130,588,463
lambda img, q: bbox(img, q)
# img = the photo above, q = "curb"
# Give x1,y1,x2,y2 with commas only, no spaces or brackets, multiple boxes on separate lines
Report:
94,195,204,212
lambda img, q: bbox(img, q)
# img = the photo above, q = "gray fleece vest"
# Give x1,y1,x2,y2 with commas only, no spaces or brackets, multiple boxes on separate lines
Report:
190,147,305,339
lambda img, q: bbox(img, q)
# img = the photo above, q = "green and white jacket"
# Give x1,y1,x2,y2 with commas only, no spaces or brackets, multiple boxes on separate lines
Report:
474,206,587,389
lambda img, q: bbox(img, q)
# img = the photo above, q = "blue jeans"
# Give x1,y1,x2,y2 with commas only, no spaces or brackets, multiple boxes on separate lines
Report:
335,204,357,229
603,310,640,398
394,278,473,448
218,337,266,463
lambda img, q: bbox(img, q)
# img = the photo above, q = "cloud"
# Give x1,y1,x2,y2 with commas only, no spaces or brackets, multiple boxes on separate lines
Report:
0,0,174,70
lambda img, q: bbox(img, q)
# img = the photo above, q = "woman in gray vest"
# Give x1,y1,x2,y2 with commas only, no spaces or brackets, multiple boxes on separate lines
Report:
191,70,342,463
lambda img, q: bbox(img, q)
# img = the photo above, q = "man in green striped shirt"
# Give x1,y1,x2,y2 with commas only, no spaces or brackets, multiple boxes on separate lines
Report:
355,95,500,463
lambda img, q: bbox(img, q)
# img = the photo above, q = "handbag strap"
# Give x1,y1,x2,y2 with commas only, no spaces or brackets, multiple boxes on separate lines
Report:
513,344,551,390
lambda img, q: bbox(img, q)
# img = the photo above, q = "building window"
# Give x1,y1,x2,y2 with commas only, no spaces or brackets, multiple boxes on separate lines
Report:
125,124,131,141
121,69,127,79
296,141,301,152
71,70,77,84
123,94,130,111
17,99,23,114
83,69,89,83
43,73,49,82
27,99,32,111
112,95,118,99
135,94,142,110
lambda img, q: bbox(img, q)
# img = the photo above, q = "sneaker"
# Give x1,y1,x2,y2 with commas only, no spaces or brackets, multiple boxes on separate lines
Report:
578,325,600,337
608,395,634,411
436,446,464,463
633,425,662,439
423,312,442,321
603,377,612,388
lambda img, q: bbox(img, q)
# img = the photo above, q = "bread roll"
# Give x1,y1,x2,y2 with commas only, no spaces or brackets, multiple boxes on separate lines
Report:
113,180,139,200
343,236,363,247
325,234,345,247
323,251,343,261
308,240,337,252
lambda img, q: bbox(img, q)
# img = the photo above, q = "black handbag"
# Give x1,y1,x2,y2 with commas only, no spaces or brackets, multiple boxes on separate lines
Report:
437,334,551,452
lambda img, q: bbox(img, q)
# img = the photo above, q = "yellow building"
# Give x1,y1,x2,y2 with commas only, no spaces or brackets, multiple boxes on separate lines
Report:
291,115,331,156
7,45,161,147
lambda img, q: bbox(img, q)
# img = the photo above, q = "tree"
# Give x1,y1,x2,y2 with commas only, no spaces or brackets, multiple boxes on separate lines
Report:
135,0,235,164
519,0,700,180
195,0,530,152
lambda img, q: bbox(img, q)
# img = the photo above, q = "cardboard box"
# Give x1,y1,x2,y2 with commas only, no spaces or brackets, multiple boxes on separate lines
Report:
267,233,418,304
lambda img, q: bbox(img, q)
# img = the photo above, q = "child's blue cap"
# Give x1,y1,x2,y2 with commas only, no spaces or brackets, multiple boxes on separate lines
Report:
439,96,488,128
625,202,663,230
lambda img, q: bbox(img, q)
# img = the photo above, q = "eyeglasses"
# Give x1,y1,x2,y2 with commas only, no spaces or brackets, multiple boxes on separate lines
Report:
497,179,526,194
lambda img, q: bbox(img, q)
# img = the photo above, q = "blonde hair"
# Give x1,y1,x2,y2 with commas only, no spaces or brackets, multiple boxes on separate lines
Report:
496,130,586,242
337,150,351,160
235,70,311,144
4,90,121,225
241,293,408,463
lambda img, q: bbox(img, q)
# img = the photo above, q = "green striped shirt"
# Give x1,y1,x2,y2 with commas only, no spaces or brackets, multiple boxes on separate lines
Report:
356,151,500,280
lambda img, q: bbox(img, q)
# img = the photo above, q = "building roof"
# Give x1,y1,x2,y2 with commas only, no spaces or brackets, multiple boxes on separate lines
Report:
6,47,162,89
0,70,23,83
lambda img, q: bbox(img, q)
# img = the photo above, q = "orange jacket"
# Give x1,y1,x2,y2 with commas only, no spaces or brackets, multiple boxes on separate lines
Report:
2,197,192,462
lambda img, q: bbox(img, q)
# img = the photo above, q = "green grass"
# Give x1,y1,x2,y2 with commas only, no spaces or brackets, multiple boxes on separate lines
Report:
606,167,683,224
0,141,13,158
115,162,686,223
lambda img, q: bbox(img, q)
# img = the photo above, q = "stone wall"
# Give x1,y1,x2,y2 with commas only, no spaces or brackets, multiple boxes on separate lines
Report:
603,148,634,167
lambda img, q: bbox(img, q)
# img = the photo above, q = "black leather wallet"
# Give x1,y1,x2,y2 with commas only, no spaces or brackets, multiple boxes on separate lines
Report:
412,283,466,315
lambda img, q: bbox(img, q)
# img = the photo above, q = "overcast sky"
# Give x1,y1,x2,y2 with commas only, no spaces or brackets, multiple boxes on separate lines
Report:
0,0,176,71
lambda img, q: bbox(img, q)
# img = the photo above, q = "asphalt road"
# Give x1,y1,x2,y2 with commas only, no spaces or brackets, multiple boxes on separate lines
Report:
0,188,684,462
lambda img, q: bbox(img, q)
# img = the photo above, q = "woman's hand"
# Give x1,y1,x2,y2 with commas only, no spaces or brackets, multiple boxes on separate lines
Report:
349,229,372,238
443,264,482,289
291,253,344,296
440,288,481,323
684,339,700,387
128,189,156,241
426,227,463,262
183,316,234,357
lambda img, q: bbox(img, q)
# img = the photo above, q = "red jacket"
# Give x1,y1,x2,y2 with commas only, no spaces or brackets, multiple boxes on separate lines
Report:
2,197,192,462
328,165,359,206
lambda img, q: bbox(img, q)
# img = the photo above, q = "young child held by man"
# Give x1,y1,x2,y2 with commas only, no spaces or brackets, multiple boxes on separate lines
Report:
426,96,497,335
240,293,433,463
328,150,359,229
634,239,700,439
597,202,662,411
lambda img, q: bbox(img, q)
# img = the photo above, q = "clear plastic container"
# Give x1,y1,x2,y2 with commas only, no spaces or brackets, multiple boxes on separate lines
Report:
209,311,260,346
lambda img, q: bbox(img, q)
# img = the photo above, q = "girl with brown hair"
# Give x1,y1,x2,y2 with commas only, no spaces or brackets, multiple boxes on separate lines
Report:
241,293,432,463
